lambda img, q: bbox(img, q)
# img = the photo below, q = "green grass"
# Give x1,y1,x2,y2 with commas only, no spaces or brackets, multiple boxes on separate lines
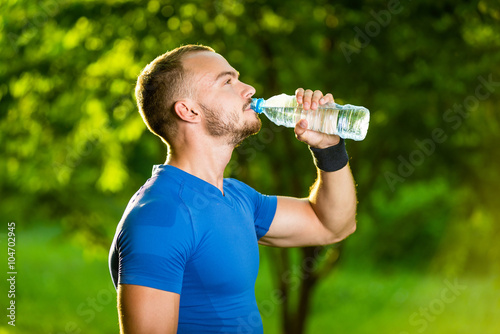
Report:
306,268,499,334
0,225,117,334
1,226,498,333
256,251,500,334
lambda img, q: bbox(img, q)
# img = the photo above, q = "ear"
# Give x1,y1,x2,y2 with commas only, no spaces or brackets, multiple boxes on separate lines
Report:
173,100,201,123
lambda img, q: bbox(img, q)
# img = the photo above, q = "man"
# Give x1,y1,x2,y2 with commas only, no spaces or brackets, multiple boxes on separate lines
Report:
109,44,357,334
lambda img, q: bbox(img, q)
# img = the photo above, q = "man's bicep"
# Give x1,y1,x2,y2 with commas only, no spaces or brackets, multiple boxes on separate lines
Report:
118,284,180,334
258,196,336,247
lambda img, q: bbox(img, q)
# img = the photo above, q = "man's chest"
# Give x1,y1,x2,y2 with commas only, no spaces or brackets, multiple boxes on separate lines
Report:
183,200,260,295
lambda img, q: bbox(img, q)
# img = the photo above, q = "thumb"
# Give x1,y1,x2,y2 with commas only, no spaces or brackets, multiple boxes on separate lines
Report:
294,119,308,137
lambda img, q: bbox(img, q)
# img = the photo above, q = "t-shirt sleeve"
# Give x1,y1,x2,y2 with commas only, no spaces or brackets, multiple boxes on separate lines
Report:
253,192,278,239
116,200,194,294
229,179,277,240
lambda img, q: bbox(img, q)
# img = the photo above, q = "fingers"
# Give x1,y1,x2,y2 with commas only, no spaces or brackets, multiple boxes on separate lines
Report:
295,88,305,104
322,93,334,104
295,89,335,110
294,118,341,148
294,119,308,137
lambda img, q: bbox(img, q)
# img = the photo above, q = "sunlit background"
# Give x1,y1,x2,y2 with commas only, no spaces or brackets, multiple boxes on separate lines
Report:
1,0,499,333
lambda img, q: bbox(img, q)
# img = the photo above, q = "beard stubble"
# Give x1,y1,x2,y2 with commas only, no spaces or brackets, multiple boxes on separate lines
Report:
200,102,262,146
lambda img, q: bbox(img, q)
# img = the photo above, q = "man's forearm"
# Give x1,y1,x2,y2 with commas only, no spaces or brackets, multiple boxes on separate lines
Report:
308,164,357,241
291,88,358,244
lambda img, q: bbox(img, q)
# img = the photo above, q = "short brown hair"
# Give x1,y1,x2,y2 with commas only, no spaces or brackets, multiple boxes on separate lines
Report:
135,44,215,145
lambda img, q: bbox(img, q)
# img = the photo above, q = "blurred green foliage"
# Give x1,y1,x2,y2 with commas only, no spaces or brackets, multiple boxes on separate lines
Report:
1,0,500,332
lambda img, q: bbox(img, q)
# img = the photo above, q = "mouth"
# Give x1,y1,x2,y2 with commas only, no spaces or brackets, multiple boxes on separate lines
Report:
242,99,253,112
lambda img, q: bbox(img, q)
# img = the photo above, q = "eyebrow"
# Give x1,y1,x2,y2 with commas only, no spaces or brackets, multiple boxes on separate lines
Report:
215,70,240,82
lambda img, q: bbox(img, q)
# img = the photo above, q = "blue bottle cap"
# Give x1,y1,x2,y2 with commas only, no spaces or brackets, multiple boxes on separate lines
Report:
250,98,264,114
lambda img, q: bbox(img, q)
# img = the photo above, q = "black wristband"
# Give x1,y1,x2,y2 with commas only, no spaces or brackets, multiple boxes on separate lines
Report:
309,138,349,172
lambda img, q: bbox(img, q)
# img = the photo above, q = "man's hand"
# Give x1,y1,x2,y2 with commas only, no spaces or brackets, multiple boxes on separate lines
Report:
294,88,341,149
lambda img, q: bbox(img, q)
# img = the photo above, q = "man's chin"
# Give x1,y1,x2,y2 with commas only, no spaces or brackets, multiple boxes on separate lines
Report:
248,116,262,137
231,118,262,147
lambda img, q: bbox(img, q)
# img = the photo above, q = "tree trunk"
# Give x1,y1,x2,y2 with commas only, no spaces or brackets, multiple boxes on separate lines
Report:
294,247,319,334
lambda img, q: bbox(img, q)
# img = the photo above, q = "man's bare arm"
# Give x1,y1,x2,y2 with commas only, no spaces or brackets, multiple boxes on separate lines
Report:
258,164,356,247
118,284,180,334
259,89,357,248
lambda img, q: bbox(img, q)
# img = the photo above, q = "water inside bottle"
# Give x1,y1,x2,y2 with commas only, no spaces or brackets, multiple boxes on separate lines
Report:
261,105,340,135
258,94,370,140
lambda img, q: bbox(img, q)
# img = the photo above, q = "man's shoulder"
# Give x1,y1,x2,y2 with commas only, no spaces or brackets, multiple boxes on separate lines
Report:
119,174,187,226
224,178,264,204
224,177,254,192
137,174,183,204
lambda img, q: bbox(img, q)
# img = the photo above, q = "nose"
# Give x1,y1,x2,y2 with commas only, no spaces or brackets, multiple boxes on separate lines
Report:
241,81,256,99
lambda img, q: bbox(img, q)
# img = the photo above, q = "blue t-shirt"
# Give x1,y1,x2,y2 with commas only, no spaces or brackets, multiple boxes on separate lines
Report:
109,165,277,333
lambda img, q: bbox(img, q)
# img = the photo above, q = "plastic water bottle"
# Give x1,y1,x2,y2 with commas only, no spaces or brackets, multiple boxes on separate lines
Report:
250,94,370,141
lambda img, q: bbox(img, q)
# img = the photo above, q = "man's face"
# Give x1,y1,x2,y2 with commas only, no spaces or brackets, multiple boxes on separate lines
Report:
182,51,261,146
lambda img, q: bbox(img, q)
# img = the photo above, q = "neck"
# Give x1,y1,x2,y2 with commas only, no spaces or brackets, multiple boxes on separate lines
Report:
166,139,234,193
